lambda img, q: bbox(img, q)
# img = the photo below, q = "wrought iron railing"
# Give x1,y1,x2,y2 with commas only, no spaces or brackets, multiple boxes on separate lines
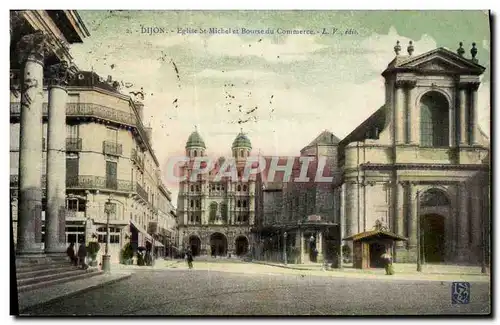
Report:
10,102,137,127
66,137,82,152
136,182,149,202
66,175,134,192
102,141,123,156
131,148,144,170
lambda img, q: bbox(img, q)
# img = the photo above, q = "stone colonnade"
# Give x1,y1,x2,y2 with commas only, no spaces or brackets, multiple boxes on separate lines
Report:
15,31,72,255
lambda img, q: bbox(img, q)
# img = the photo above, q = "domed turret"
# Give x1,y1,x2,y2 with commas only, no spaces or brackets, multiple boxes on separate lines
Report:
232,129,252,161
185,127,206,158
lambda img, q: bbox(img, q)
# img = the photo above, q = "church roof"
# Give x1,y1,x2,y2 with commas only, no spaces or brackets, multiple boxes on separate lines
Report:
185,130,206,149
232,131,252,149
382,46,486,77
303,130,340,149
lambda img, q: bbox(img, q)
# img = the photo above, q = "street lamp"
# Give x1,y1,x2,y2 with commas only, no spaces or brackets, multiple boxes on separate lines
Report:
102,195,114,273
416,190,422,272
283,231,288,265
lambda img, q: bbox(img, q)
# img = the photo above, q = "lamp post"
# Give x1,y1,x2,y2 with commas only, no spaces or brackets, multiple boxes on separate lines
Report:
283,231,288,265
102,195,113,273
416,190,422,272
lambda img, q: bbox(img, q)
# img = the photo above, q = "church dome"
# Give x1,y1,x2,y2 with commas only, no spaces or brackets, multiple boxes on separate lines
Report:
185,130,206,149
232,131,252,149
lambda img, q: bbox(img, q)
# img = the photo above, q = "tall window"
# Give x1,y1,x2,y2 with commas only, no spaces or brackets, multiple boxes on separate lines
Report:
106,126,118,142
220,202,228,221
66,157,79,185
420,92,449,147
106,161,118,189
67,124,79,139
209,202,218,221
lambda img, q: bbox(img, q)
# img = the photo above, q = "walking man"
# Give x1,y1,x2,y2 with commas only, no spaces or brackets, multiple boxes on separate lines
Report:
185,249,194,269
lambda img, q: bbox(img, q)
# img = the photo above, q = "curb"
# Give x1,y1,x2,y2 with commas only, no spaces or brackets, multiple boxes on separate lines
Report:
19,273,132,314
251,261,490,281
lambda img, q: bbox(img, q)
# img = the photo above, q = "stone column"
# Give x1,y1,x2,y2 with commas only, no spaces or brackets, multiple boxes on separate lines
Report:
408,183,418,249
407,82,417,144
295,230,302,264
459,85,468,145
449,98,457,147
458,182,469,260
470,83,480,145
395,181,405,247
316,230,323,263
394,82,405,145
16,31,50,255
45,61,70,254
471,184,482,262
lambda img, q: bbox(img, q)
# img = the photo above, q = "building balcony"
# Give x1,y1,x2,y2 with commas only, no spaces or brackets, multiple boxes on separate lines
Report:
66,137,82,152
102,141,123,156
10,102,137,127
131,148,144,170
66,175,134,192
135,182,148,202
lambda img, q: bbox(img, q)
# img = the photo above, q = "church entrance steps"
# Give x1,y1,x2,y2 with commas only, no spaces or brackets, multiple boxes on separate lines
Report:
17,268,103,293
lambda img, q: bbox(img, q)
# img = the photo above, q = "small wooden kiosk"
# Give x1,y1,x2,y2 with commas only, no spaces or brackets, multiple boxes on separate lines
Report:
343,230,407,269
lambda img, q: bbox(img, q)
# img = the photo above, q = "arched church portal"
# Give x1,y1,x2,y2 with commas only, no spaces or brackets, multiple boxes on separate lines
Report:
210,232,227,257
419,188,450,263
235,236,249,256
188,235,201,256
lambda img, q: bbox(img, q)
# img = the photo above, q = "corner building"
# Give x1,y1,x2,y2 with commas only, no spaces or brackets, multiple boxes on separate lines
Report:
176,130,256,257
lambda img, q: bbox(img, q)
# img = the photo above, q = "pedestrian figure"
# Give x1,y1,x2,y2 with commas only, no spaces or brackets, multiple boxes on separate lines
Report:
66,242,78,266
185,249,193,269
381,251,394,275
77,242,88,269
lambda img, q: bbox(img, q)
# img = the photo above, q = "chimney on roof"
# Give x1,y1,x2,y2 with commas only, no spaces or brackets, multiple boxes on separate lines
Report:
107,75,112,83
134,101,144,121
144,126,153,146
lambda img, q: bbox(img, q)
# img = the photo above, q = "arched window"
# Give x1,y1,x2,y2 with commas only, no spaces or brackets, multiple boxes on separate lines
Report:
421,189,450,207
196,185,200,192
209,202,218,221
237,200,241,208
420,92,449,147
190,200,194,208
240,149,244,157
190,185,194,192
237,185,241,192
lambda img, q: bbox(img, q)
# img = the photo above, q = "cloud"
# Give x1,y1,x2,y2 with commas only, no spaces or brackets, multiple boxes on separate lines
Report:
196,69,278,80
359,26,438,73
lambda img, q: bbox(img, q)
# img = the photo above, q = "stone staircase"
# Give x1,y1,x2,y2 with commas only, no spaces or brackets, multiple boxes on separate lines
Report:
16,255,103,293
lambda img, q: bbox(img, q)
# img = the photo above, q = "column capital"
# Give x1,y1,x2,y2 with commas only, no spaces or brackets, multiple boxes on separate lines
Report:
458,81,480,91
46,61,73,87
16,30,53,65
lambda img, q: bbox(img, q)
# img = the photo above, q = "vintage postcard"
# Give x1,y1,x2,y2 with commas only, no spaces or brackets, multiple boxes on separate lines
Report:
9,9,491,316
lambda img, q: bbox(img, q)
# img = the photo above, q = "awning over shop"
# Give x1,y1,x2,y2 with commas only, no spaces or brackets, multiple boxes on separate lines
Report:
130,219,153,241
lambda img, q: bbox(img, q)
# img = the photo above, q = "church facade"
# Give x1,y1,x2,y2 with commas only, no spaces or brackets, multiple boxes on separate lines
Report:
176,130,256,257
339,42,490,264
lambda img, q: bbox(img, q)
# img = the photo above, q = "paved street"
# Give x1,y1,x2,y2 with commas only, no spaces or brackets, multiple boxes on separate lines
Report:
21,263,490,316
